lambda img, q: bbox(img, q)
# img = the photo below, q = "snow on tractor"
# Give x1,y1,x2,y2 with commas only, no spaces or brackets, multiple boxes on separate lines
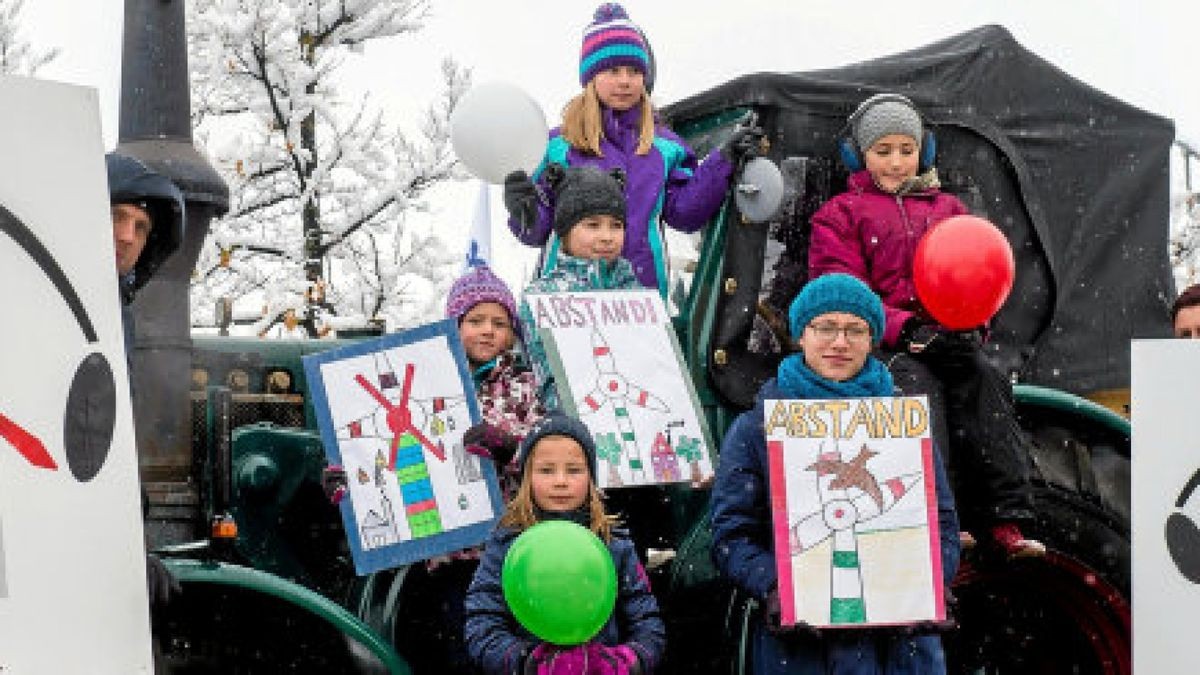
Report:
134,16,1163,675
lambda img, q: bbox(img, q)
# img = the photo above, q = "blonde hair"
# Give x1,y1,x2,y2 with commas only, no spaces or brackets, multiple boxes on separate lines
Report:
561,81,656,157
499,437,616,542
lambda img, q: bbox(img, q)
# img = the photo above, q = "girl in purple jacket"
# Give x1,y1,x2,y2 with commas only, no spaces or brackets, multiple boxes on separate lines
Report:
502,2,762,299
808,93,1045,559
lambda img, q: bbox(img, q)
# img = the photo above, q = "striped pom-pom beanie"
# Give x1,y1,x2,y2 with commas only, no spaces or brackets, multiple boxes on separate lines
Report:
579,3,650,87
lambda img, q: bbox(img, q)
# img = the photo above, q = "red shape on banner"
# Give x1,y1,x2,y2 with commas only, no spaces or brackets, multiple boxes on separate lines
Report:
0,412,57,470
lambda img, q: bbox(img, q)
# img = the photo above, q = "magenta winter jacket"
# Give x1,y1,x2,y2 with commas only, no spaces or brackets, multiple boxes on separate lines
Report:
808,170,969,347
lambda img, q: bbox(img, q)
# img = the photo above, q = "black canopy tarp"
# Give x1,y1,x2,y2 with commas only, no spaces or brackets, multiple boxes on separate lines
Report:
663,24,1174,401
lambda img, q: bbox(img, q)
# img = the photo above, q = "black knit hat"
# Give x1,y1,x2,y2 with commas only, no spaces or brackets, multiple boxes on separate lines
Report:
546,164,627,238
516,411,598,478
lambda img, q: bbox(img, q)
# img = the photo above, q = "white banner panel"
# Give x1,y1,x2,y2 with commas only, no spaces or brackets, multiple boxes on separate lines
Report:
1132,339,1200,675
0,76,152,674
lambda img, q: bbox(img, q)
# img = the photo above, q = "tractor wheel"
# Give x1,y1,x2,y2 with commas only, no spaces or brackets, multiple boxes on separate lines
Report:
945,393,1131,675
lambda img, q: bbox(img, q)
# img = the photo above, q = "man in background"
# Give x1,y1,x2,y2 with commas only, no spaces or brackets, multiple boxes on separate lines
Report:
107,151,187,665
1172,284,1200,338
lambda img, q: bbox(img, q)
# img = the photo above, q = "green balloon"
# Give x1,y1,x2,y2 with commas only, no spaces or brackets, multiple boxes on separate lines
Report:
501,520,618,645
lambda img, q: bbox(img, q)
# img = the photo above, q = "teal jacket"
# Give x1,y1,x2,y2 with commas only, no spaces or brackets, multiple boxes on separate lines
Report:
518,252,641,409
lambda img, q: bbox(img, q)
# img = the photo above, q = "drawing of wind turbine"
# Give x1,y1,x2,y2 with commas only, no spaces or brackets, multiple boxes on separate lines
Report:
787,443,923,625
576,329,669,484
354,363,446,539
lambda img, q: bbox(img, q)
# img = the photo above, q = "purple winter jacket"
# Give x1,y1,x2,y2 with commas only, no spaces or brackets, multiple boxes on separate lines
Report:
808,170,969,347
508,104,735,295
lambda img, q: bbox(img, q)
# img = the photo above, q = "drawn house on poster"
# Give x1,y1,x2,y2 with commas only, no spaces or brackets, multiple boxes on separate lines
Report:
525,289,714,489
303,320,502,575
764,396,945,628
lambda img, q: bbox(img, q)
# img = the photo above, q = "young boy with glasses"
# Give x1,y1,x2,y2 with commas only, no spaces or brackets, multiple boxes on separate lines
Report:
711,273,960,674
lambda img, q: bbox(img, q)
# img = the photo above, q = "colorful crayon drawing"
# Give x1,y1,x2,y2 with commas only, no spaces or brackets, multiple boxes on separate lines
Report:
526,289,714,489
765,396,945,628
304,320,502,574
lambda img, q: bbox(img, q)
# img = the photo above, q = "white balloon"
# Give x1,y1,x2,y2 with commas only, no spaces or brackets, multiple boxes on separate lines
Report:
734,157,785,224
450,81,549,184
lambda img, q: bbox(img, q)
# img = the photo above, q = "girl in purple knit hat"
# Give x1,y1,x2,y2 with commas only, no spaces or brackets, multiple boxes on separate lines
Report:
322,264,545,672
502,2,764,299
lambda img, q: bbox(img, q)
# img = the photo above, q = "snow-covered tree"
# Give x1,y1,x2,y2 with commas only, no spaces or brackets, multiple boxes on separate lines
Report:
186,0,469,334
1171,140,1200,288
0,0,59,76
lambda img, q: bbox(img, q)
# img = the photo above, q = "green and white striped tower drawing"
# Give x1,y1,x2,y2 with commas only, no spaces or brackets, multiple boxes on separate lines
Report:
789,444,922,625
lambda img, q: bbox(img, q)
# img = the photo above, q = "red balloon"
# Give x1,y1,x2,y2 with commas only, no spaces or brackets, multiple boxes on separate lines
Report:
913,215,1015,330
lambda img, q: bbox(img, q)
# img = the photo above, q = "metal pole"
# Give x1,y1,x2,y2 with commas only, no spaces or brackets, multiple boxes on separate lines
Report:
117,0,230,546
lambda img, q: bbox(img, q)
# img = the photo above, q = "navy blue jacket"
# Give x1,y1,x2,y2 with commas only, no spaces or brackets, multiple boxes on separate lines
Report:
464,525,666,675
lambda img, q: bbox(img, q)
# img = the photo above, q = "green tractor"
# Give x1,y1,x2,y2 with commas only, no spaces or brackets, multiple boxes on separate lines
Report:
143,19,1163,675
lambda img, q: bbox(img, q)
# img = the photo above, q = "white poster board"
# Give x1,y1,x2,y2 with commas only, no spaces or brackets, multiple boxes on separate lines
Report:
526,289,714,489
764,396,945,628
303,321,501,574
1132,340,1200,675
0,76,153,672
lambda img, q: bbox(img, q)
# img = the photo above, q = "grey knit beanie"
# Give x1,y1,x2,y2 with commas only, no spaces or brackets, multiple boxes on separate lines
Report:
548,165,627,238
853,95,923,153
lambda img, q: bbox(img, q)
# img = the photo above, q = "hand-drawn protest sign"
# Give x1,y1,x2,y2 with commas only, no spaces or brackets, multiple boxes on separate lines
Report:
525,289,714,489
0,76,153,673
304,320,500,574
765,395,945,628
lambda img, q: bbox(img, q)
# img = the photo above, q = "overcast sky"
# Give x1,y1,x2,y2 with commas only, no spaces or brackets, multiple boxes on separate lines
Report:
21,0,1200,295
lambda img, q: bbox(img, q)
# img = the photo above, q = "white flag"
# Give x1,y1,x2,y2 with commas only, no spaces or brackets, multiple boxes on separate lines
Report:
463,179,492,271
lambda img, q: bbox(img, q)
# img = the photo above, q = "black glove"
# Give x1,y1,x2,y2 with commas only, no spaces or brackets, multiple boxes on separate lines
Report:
146,553,181,614
463,422,521,468
762,588,821,639
503,170,539,236
321,464,348,505
719,124,767,165
898,318,982,358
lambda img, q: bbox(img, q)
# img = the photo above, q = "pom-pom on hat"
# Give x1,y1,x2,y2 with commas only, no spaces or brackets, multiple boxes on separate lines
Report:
445,265,521,339
546,164,627,238
517,411,598,479
853,94,924,153
788,273,886,347
579,3,650,87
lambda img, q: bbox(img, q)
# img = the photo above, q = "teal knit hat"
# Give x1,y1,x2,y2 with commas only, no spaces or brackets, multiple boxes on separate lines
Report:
788,274,885,346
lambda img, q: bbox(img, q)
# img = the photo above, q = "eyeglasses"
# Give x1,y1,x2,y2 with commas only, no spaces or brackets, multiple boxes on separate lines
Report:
806,322,872,344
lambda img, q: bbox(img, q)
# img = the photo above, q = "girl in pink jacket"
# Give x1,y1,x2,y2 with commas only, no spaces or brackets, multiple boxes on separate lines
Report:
808,93,1045,559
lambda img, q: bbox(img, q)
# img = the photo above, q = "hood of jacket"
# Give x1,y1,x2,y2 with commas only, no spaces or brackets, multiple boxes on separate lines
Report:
106,152,185,300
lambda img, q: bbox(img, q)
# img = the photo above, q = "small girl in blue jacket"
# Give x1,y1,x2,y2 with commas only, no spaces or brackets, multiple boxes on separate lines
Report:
464,412,666,674
710,274,961,675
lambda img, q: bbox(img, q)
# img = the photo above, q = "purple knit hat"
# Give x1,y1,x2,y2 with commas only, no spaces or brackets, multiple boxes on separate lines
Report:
445,265,521,339
579,3,650,87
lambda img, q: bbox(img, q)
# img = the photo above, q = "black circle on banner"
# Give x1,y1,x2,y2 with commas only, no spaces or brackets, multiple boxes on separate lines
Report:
62,352,117,482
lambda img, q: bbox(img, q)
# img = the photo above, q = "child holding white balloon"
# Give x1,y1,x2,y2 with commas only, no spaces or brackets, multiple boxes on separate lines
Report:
807,92,1044,558
503,1,764,299
464,412,666,675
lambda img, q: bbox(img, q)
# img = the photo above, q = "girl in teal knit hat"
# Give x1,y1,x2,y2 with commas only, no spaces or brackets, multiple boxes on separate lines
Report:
711,273,961,674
